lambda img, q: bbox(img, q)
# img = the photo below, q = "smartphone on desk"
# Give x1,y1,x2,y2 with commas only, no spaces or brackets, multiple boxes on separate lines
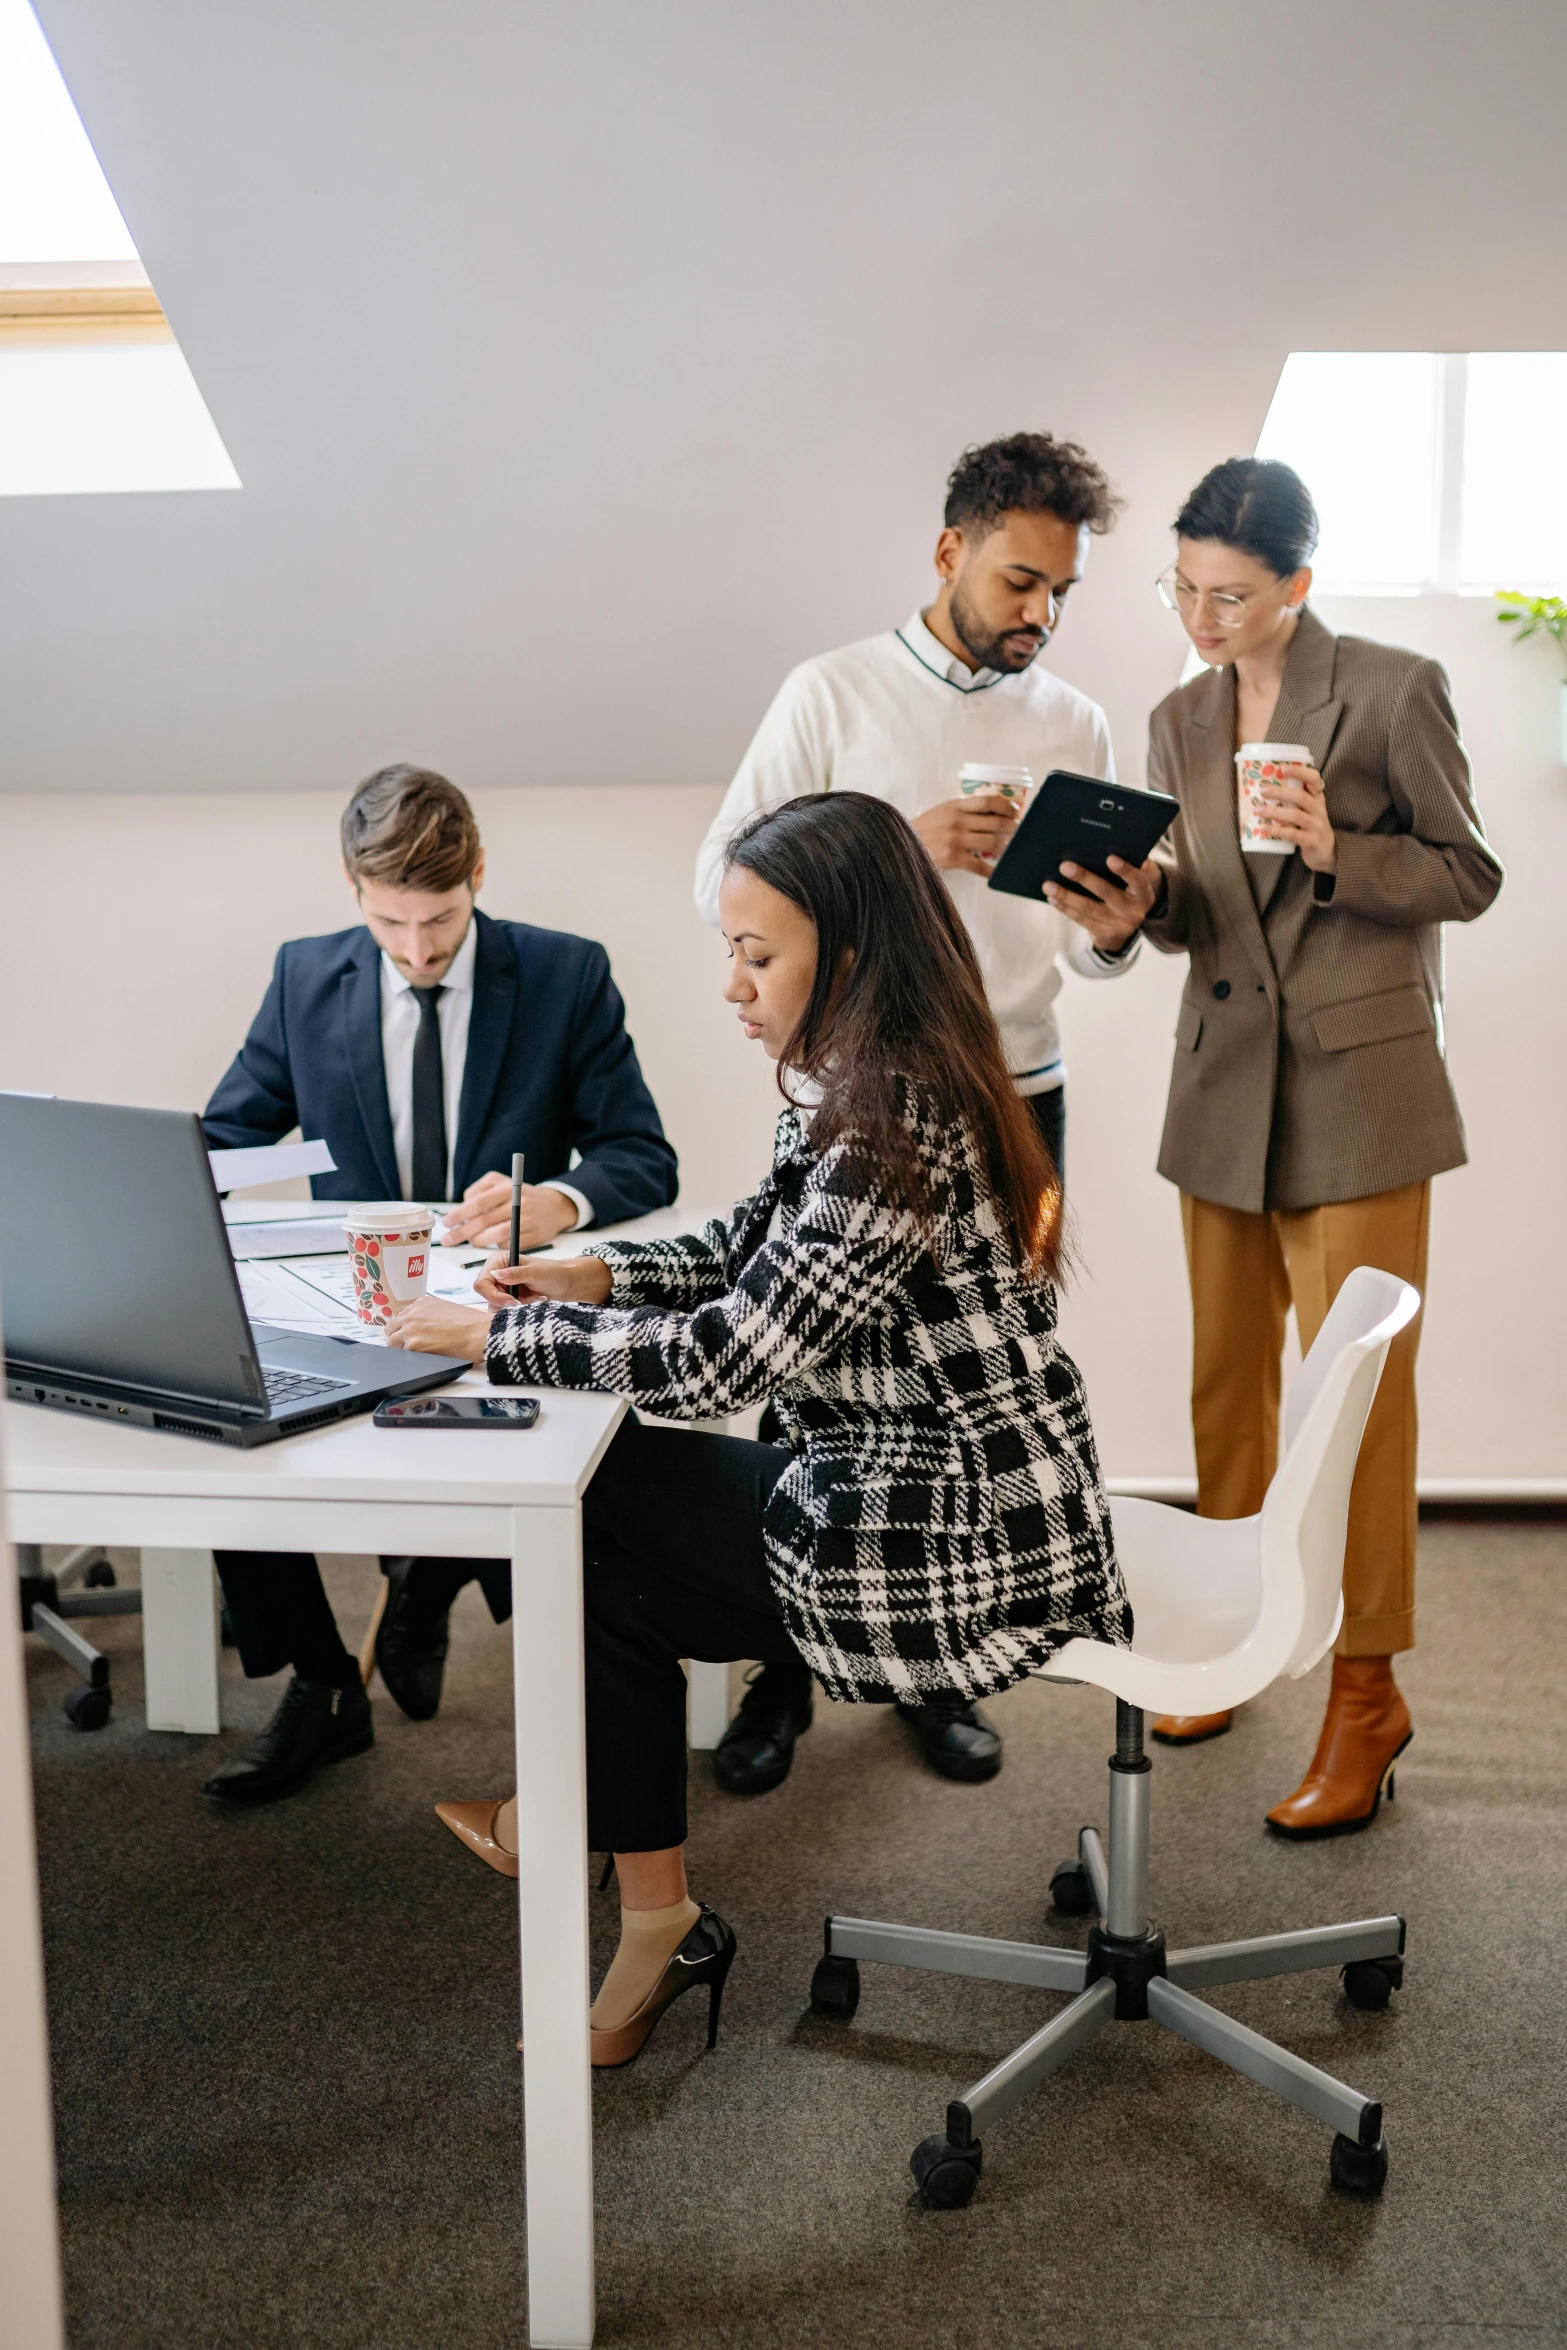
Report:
373,1395,541,1430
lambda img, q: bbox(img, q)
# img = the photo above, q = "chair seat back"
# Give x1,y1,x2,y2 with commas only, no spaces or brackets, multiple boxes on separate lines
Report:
1038,1266,1420,1710
1258,1266,1420,1680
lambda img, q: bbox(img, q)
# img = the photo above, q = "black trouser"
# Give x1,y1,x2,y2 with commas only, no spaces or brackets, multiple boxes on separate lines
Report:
1025,1083,1065,1184
582,1414,797,1852
213,1550,510,1683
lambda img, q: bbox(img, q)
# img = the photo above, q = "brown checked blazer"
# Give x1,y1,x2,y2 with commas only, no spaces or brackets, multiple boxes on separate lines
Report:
1141,609,1503,1214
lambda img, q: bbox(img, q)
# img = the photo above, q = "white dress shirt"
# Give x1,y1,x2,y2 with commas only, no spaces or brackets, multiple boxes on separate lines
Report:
379,920,593,1224
694,611,1138,1095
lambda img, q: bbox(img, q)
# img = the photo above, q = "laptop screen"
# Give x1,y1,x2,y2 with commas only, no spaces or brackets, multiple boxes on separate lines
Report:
0,1094,263,1410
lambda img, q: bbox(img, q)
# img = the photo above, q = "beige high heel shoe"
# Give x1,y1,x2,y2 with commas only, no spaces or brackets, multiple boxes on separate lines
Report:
590,1907,737,2068
434,1799,518,1878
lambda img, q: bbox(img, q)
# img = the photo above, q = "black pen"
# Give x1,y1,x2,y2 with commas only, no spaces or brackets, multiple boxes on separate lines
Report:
508,1152,525,1277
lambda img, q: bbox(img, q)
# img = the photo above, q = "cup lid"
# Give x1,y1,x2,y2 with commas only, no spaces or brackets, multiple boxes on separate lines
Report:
960,762,1033,781
1235,741,1311,764
341,1203,436,1234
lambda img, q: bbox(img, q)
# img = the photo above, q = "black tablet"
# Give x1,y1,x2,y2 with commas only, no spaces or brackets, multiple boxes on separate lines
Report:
987,770,1178,902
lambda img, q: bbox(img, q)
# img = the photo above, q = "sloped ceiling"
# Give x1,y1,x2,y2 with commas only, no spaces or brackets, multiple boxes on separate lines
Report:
9,0,1567,792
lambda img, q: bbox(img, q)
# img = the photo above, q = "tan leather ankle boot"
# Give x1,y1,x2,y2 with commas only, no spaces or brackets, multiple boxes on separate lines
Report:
1150,1709,1234,1744
1265,1656,1411,1839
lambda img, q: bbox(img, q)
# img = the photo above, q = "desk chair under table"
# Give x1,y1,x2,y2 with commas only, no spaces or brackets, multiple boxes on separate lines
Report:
808,1265,1421,2208
16,1541,138,1728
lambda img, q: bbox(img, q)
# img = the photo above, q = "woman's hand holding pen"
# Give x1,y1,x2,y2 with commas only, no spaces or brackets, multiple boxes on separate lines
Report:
476,1254,614,1308
386,1253,612,1355
1252,762,1336,871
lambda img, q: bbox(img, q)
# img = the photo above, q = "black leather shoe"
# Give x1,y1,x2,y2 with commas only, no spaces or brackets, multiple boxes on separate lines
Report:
375,1558,461,1721
895,1693,1003,1783
202,1671,373,1806
712,1660,814,1796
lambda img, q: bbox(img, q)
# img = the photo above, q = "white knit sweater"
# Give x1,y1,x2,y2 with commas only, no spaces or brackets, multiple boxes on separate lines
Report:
694,611,1137,1092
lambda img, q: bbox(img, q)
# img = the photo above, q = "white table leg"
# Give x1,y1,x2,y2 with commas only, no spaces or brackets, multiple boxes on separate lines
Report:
139,1549,222,1735
512,1504,595,2349
1,1466,67,2346
681,1416,741,1750
686,1659,731,1750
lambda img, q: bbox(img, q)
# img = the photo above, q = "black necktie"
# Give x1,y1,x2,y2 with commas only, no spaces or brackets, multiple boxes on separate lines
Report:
410,985,447,1203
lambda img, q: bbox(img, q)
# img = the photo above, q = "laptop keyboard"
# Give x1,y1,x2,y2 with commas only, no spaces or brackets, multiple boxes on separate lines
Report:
263,1365,353,1406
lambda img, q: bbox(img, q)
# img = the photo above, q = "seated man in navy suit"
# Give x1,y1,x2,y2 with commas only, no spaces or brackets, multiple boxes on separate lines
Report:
200,763,677,1805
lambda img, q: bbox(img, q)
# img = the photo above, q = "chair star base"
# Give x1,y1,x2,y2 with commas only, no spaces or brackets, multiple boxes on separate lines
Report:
810,1701,1405,2209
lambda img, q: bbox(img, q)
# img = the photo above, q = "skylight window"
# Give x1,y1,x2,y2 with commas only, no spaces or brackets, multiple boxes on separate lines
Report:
1255,352,1566,596
0,0,239,496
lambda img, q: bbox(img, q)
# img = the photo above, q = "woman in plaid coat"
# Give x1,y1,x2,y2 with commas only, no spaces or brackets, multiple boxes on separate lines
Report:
391,792,1128,2066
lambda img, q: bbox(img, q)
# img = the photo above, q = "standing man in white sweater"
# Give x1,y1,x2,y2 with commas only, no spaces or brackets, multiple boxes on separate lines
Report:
694,431,1160,1795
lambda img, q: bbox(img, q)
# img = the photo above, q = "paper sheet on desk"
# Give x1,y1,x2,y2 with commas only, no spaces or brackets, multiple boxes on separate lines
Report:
228,1218,348,1259
235,1258,372,1341
427,1250,488,1306
209,1138,336,1193
236,1250,484,1343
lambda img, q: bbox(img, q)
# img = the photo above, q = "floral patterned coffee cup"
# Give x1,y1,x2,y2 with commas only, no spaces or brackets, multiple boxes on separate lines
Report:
341,1204,435,1327
958,764,1033,860
1235,741,1311,856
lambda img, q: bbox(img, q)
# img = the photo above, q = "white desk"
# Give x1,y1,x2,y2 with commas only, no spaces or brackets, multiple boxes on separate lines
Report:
10,1375,622,2348
10,1199,744,2346
205,1203,732,1748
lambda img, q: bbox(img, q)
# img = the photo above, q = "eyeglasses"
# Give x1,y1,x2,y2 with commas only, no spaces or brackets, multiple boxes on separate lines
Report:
1156,570,1267,627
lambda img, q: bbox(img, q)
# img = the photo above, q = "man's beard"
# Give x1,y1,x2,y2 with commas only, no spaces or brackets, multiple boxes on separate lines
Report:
949,578,1047,675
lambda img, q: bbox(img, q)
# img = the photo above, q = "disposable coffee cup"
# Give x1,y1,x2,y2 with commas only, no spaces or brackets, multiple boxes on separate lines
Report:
958,762,1033,808
958,764,1032,861
1235,742,1311,856
340,1203,436,1326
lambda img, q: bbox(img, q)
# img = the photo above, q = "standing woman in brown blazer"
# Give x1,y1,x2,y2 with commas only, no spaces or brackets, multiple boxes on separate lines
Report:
1053,458,1502,1834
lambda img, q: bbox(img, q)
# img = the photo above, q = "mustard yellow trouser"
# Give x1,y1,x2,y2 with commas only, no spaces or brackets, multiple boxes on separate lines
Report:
1180,1182,1430,1657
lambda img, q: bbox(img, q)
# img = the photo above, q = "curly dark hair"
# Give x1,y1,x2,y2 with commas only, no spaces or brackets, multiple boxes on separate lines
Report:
944,431,1121,539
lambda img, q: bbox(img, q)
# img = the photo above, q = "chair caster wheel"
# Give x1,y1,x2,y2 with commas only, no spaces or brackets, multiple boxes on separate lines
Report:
1330,2132,1388,2197
809,1955,860,2021
84,1557,116,1589
64,1685,111,1731
1342,1959,1402,2011
910,2131,983,2209
1050,1860,1094,1917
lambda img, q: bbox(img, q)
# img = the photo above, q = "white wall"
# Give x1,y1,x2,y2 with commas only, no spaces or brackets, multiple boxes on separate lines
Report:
2,595,1560,1486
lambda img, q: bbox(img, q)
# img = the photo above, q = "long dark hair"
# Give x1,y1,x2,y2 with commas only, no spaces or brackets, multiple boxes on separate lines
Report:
724,793,1062,1281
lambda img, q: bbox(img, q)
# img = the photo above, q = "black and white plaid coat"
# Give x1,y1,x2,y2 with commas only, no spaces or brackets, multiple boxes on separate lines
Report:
486,1089,1129,1703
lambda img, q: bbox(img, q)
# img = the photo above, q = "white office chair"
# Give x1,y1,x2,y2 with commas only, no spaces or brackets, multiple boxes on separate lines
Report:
807,1265,1422,2208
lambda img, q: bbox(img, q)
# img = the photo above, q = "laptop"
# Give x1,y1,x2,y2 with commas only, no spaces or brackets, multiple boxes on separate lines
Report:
0,1094,471,1446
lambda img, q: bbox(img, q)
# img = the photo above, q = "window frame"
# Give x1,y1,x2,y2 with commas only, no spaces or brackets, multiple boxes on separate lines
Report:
1256,349,1566,599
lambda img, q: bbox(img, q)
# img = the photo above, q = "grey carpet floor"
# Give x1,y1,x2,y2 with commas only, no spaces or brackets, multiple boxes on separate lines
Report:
25,1522,1567,2350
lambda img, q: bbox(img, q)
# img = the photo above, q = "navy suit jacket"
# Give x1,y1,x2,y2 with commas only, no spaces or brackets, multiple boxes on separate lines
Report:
203,909,678,1224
